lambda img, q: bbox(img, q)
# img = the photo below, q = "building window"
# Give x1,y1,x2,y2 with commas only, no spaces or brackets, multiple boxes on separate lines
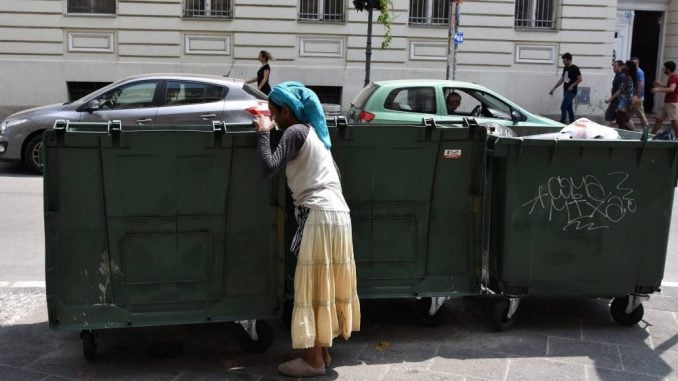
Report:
515,0,556,30
307,86,342,105
67,82,112,102
409,0,449,25
183,0,232,18
67,0,116,14
299,0,345,22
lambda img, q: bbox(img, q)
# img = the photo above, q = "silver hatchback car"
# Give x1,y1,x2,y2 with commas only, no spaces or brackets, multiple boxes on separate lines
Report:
0,73,268,172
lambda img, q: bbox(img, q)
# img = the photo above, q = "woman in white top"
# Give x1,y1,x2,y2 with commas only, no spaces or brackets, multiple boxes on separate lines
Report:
253,82,360,378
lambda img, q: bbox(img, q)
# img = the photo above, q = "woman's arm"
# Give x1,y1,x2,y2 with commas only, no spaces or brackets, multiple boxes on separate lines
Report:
253,119,308,177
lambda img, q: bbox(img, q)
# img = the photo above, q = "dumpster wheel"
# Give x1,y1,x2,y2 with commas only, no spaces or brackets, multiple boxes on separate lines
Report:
610,296,644,326
492,299,518,332
237,320,274,353
80,330,97,361
415,297,443,327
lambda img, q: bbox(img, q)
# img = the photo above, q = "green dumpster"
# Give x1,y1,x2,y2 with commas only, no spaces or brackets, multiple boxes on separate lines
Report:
487,126,678,329
43,121,285,359
283,120,488,326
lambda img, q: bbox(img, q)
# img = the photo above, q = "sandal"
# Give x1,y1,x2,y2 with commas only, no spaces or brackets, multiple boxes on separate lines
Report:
278,357,326,377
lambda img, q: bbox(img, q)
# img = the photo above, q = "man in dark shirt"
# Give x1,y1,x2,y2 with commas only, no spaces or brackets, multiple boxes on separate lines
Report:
549,52,583,124
604,60,625,123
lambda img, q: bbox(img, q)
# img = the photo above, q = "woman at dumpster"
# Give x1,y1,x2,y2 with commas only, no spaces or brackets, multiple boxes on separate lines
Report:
253,81,360,378
247,50,272,95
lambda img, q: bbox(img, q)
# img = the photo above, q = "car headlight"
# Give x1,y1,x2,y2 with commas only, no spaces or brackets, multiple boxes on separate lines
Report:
0,119,28,135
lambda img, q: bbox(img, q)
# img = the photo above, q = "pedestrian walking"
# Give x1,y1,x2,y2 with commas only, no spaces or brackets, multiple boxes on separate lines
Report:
651,61,678,138
549,52,583,124
630,56,650,131
253,81,361,378
606,61,636,131
604,60,625,124
247,50,272,95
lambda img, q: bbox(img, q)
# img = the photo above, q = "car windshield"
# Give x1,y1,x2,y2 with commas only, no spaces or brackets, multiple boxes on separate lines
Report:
352,84,379,109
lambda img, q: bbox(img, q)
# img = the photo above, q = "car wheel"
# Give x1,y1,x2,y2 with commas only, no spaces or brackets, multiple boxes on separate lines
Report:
23,133,44,173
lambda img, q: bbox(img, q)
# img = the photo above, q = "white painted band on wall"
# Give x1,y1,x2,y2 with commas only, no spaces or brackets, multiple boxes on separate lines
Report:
410,41,447,61
515,44,556,64
299,38,344,58
67,31,115,53
185,34,230,55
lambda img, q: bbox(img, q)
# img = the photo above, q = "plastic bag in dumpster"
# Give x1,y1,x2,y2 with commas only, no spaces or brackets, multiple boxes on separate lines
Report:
523,118,620,140
560,118,620,139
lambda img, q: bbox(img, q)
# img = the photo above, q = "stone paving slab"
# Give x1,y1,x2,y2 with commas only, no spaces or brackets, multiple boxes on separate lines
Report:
1,288,678,380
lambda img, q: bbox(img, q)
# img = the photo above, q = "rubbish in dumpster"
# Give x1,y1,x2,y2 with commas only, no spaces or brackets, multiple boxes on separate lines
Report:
559,118,620,140
481,122,517,137
653,128,675,141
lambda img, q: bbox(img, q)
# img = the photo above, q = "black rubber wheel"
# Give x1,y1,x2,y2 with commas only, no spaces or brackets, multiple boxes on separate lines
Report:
80,330,97,361
23,133,44,174
610,296,644,326
415,297,442,327
492,299,517,332
281,299,293,328
237,320,274,353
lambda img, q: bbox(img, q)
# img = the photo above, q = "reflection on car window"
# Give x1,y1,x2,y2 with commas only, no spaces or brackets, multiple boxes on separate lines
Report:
164,81,225,106
384,87,436,114
98,81,158,110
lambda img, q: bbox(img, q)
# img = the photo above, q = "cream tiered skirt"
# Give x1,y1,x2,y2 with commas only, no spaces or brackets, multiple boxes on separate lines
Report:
291,209,361,349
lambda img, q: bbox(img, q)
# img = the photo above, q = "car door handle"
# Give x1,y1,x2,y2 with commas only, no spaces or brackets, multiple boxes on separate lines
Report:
200,113,217,120
136,118,153,124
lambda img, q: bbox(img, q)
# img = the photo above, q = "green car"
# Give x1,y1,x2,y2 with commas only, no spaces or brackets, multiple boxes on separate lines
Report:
347,79,564,129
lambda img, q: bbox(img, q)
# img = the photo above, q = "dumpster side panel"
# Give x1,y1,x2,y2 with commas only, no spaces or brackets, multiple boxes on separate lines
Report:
44,132,110,322
332,125,484,297
490,139,678,297
46,127,283,330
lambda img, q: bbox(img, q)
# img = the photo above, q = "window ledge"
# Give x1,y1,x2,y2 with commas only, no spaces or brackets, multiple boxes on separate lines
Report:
408,23,449,28
64,13,116,17
181,16,233,20
297,19,346,24
514,27,558,32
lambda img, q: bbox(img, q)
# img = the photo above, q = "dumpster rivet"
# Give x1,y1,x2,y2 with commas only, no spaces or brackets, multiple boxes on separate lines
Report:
127,322,132,326
206,317,212,321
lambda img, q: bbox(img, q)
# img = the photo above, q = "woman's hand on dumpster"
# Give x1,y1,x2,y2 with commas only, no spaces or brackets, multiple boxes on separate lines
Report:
253,114,274,132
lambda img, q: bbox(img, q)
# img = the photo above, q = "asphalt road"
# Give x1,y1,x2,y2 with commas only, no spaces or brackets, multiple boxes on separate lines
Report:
0,162,44,283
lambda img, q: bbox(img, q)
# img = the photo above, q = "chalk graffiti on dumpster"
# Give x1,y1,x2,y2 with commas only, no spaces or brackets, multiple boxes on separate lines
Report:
522,172,637,231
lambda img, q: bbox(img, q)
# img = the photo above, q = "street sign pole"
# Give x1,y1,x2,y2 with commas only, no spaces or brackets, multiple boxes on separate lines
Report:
446,1,455,80
453,3,460,80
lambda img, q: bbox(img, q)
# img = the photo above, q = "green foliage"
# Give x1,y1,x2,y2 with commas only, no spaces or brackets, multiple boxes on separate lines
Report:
376,0,392,49
353,0,393,49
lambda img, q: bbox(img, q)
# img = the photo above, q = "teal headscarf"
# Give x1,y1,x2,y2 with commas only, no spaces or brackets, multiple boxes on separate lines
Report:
268,81,331,149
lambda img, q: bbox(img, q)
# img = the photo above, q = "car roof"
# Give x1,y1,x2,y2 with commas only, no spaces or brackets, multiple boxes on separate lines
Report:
371,79,488,91
119,73,245,86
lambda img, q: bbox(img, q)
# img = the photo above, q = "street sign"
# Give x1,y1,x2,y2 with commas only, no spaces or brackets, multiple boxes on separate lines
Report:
454,32,464,44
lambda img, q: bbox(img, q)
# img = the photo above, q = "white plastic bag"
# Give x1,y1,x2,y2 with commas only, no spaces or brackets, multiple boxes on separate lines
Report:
559,118,621,140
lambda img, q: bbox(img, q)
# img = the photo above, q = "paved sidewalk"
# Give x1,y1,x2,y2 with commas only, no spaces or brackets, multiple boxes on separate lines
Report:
2,285,678,380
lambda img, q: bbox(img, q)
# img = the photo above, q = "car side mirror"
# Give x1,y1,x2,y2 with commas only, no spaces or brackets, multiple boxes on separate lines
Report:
86,99,100,112
511,110,522,122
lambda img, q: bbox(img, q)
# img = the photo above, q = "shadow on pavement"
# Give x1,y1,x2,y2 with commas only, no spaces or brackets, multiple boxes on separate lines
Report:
1,297,676,380
0,162,39,178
